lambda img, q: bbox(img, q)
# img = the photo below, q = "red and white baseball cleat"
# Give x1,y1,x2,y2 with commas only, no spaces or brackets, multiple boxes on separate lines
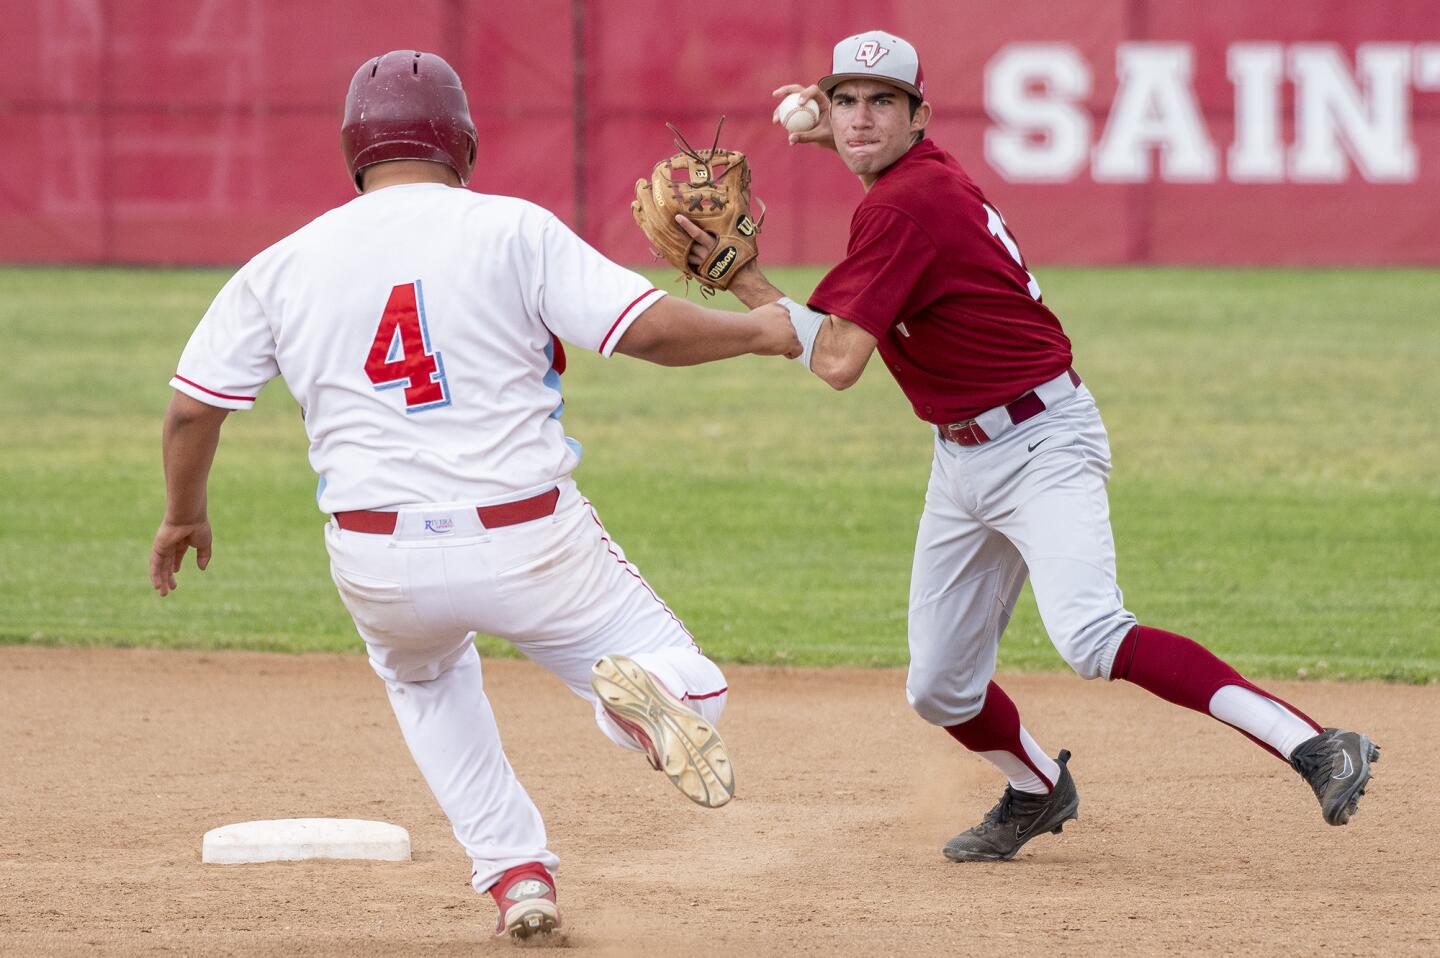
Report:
488,861,560,940
590,654,735,808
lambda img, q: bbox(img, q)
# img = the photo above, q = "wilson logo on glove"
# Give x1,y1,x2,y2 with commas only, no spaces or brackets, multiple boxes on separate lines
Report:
706,247,738,280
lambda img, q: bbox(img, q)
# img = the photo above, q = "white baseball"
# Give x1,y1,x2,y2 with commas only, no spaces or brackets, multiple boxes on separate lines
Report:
778,92,820,133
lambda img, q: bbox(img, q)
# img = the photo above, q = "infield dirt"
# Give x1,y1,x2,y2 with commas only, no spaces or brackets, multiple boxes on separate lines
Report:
2,646,1436,956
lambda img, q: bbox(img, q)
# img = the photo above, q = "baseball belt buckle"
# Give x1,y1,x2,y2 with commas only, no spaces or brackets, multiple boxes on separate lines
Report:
940,419,989,446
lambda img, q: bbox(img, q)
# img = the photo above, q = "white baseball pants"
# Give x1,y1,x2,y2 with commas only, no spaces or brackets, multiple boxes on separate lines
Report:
907,385,1137,726
322,479,728,892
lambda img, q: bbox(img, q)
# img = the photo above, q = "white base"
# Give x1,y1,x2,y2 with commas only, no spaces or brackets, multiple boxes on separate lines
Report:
202,818,411,864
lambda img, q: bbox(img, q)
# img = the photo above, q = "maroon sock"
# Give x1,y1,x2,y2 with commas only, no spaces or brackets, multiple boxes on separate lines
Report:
1110,625,1322,760
944,681,1056,791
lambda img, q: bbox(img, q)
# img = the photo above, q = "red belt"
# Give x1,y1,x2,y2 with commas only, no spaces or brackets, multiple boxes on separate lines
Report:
334,487,561,535
938,369,1081,447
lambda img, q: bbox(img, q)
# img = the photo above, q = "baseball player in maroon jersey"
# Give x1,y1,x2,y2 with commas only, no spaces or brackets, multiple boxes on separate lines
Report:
149,51,798,939
682,30,1379,861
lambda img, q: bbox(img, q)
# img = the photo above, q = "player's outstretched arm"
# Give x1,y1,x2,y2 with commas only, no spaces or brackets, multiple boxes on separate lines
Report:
614,296,800,367
150,393,230,597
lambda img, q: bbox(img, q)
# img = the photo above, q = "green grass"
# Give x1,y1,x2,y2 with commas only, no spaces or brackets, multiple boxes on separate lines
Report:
2,266,1437,681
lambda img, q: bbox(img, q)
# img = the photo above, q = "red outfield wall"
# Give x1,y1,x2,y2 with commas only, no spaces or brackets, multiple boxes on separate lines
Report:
2,0,1438,266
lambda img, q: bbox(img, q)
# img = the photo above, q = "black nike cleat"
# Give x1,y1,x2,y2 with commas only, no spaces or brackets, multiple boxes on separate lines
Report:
1289,728,1380,826
943,749,1080,862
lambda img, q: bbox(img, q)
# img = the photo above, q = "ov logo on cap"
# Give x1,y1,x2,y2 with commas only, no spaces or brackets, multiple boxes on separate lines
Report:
854,40,890,68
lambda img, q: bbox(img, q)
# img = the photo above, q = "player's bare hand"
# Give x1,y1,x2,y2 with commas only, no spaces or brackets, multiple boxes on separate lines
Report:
772,84,836,150
751,302,803,359
150,518,213,597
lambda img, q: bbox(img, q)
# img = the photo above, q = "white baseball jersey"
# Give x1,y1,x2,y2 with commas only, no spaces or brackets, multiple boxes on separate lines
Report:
170,182,665,513
172,181,730,892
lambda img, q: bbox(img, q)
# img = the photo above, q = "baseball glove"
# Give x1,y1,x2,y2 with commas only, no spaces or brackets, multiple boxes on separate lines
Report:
631,117,761,292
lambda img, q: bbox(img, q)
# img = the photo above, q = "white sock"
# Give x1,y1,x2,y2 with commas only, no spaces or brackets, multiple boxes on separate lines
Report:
1208,685,1319,759
977,726,1061,795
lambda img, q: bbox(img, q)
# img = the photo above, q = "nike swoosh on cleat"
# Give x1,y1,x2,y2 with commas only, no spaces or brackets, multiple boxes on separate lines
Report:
1027,437,1052,453
1333,750,1355,780
1015,815,1052,842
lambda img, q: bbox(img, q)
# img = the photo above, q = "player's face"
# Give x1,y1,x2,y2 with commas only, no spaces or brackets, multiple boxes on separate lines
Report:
828,79,928,185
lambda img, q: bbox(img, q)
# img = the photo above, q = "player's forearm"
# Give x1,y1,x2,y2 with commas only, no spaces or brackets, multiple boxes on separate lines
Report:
769,300,876,389
807,315,877,390
725,263,786,310
160,394,229,523
615,298,797,366
618,316,775,365
783,312,869,391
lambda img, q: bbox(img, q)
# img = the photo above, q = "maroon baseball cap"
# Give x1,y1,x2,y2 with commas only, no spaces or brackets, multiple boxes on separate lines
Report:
818,31,925,100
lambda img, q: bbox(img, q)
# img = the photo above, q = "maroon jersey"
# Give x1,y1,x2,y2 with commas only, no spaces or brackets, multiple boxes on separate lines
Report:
808,139,1072,424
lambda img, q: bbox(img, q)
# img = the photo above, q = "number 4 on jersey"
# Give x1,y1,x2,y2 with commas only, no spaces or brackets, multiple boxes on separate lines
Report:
365,281,451,413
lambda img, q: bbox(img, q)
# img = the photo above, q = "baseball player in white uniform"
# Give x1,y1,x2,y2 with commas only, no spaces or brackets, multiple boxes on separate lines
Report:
148,50,799,941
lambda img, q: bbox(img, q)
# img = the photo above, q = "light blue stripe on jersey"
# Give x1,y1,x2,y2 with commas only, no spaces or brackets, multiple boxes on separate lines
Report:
304,405,328,508
543,338,565,421
543,337,581,462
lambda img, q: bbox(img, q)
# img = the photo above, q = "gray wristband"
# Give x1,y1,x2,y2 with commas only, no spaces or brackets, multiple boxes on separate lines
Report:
778,297,825,371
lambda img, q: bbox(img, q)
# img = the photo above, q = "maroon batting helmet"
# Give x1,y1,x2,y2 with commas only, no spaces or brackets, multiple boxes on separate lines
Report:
341,51,478,192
